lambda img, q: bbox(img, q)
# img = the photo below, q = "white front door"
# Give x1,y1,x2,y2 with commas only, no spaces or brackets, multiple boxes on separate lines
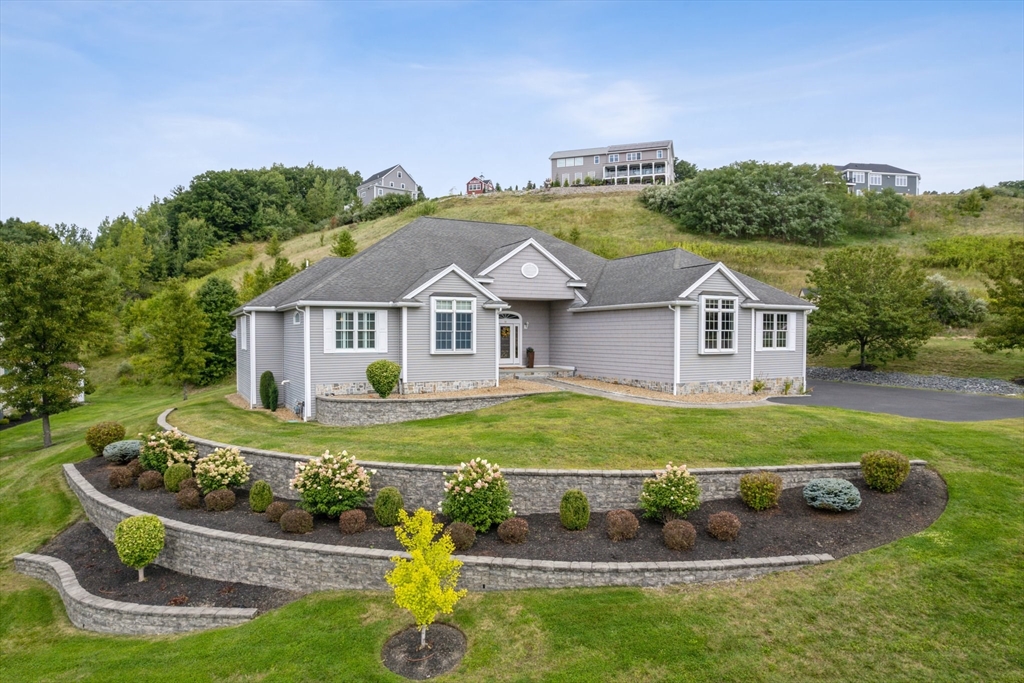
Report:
499,316,521,365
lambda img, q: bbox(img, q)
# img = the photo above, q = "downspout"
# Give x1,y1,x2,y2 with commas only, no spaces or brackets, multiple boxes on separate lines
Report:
672,304,680,395
750,308,756,381
401,307,408,394
249,312,257,408
303,306,311,421
494,309,500,387
802,310,808,391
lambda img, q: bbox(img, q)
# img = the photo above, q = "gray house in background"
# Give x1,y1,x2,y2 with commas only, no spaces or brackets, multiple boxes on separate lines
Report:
549,141,675,186
834,163,920,196
234,217,812,420
356,164,418,206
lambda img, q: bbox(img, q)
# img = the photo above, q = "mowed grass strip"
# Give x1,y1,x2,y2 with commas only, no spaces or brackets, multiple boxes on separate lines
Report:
0,370,1022,681
810,335,1024,380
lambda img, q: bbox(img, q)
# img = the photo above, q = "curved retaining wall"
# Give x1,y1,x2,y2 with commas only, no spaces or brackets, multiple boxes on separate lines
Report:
159,409,929,514
315,392,541,427
13,553,256,635
65,464,833,593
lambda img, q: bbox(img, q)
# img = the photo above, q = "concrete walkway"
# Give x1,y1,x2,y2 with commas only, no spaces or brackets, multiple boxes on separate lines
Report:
769,381,1024,422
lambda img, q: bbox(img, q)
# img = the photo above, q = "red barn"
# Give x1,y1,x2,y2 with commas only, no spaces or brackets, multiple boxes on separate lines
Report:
466,176,494,195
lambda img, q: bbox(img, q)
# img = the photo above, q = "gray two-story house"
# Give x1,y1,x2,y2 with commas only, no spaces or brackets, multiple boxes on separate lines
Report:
357,164,418,206
834,163,920,196
549,141,675,186
234,217,812,420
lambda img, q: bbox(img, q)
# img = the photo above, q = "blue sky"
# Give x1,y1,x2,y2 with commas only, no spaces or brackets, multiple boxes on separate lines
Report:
1,1,1022,231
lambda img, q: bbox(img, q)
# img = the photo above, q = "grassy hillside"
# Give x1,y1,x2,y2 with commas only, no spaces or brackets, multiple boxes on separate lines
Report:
207,190,1023,297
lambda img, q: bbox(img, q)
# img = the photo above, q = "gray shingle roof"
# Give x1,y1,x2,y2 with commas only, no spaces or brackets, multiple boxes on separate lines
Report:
549,140,673,159
359,165,400,186
834,163,918,175
238,217,809,311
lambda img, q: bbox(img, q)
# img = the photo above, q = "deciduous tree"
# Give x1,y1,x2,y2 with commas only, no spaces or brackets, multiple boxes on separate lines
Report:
0,241,117,446
149,280,208,399
808,246,935,369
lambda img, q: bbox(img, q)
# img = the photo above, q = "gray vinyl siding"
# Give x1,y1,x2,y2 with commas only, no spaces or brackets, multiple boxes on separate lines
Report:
405,272,497,383
282,310,305,411
550,143,674,185
253,312,285,406
505,300,550,366
753,310,805,379
678,305,752,383
549,301,675,384
358,165,417,205
308,307,402,385
486,245,575,301
694,270,746,297
844,172,918,196
236,316,250,401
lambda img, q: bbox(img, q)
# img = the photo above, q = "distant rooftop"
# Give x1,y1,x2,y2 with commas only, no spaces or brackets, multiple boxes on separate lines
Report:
833,163,918,175
550,140,673,159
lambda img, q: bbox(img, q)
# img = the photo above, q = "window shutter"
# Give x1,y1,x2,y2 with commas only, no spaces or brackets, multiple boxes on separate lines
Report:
754,313,764,352
323,309,335,353
376,310,388,352
786,313,796,351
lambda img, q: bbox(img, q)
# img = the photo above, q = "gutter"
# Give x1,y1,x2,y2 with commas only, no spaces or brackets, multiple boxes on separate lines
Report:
570,300,696,313
741,303,817,311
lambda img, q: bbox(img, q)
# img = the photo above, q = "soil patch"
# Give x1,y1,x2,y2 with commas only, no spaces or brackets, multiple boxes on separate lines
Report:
77,457,947,563
38,521,301,612
382,624,467,680
226,393,300,421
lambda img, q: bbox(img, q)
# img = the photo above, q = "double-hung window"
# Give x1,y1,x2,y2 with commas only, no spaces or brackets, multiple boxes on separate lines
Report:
325,310,387,353
656,149,664,159
239,316,248,350
756,312,794,351
869,173,882,186
895,175,907,187
432,298,475,353
594,155,601,164
626,152,642,161
700,297,737,353
852,171,865,183
608,153,620,163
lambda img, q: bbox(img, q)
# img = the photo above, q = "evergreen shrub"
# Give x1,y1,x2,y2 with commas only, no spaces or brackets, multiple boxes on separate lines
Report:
559,489,591,530
861,450,911,493
164,463,193,493
248,480,274,512
804,478,862,511
103,439,142,464
739,471,784,511
366,360,401,398
374,487,404,526
259,371,278,410
86,422,126,456
114,515,164,581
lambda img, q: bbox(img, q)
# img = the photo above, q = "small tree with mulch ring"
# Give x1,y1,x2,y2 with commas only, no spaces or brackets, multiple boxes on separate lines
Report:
114,515,165,582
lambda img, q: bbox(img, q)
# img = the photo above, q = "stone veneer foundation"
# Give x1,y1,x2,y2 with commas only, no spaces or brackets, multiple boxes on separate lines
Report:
315,379,498,397
65,464,834,595
314,391,541,428
579,375,804,396
13,553,256,635
158,410,928,515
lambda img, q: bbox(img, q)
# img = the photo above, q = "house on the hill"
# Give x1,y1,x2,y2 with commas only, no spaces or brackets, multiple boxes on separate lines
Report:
550,141,675,186
466,177,494,195
357,165,418,206
233,218,813,420
834,163,920,196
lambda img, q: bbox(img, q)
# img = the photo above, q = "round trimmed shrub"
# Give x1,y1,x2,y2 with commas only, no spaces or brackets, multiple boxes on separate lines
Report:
126,459,145,478
373,487,404,527
176,487,201,510
86,421,126,456
366,359,401,398
114,514,164,581
339,509,367,535
163,463,193,493
266,501,290,523
606,509,639,542
248,480,274,513
103,439,142,464
205,488,236,511
663,520,696,551
280,509,314,534
861,450,911,493
497,517,529,544
560,489,590,530
178,477,198,492
639,463,701,521
445,522,476,551
138,470,164,491
739,471,784,511
707,511,741,541
803,478,862,512
109,466,134,489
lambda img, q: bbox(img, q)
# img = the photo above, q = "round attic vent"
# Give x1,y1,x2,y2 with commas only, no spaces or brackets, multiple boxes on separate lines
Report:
521,262,539,279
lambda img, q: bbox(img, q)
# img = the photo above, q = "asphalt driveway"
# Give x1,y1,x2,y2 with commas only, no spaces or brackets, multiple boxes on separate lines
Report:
768,381,1024,422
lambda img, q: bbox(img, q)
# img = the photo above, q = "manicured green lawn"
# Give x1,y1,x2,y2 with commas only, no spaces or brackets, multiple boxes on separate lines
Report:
1,370,1022,681
811,335,1024,380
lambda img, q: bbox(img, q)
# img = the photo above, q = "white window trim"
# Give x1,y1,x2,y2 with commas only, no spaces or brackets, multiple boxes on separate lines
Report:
594,156,600,164
323,309,388,353
895,175,907,187
608,153,619,163
293,310,303,325
755,311,795,351
656,149,664,159
699,295,739,355
431,297,477,354
852,171,866,183
397,171,402,178
239,316,248,350
869,173,882,186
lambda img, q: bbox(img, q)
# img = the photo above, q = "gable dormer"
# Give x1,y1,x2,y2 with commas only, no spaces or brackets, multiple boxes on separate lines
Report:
477,239,580,300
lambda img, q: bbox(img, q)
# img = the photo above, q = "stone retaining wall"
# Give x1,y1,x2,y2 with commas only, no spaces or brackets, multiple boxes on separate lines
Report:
159,409,928,514
65,464,833,593
13,553,256,635
314,392,535,427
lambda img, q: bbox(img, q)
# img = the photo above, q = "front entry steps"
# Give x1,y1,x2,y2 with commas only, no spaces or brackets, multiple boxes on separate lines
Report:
499,365,575,380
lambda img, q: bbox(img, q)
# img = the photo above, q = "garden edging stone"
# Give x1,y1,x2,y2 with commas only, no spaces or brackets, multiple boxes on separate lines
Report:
13,553,257,635
158,409,929,514
65,464,834,592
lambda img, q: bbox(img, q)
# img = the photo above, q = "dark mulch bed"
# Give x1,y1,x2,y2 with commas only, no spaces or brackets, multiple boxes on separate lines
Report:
38,521,301,613
382,624,466,680
76,457,947,563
